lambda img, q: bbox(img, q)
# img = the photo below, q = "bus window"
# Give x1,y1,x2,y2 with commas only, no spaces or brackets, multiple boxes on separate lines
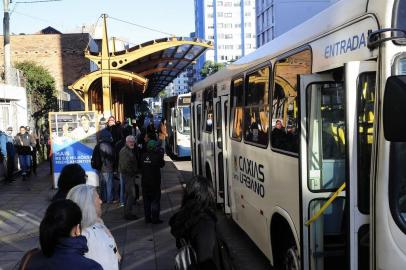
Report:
216,101,222,149
203,87,214,133
231,77,244,140
271,49,311,153
197,104,202,140
307,82,346,191
177,106,191,135
357,72,376,214
244,67,270,146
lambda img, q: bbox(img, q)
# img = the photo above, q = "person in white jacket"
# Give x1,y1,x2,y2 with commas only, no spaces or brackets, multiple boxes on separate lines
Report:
67,184,120,270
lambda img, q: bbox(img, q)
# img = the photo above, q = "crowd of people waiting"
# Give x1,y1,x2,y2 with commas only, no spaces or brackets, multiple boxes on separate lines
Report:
17,115,233,270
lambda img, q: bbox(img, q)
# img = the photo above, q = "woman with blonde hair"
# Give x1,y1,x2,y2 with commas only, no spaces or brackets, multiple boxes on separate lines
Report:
67,184,120,270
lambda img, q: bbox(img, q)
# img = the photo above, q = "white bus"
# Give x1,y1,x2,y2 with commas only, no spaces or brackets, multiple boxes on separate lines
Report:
162,93,191,157
190,0,406,269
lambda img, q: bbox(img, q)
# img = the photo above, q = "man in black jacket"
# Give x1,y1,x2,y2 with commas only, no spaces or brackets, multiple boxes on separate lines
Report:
141,140,165,224
15,126,36,180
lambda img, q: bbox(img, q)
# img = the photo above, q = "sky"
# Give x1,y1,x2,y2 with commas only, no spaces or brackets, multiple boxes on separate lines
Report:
3,0,195,45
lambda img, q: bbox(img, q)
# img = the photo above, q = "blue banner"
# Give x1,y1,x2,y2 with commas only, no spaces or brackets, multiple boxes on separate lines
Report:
49,112,99,188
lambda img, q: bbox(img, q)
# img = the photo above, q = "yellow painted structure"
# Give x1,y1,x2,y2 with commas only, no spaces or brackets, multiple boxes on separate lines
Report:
69,14,212,118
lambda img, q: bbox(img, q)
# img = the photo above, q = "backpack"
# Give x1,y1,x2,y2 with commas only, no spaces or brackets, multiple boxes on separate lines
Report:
91,143,102,170
174,238,197,270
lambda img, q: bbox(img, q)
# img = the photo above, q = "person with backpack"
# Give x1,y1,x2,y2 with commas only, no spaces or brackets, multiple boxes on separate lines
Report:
92,129,115,203
118,135,139,220
169,176,234,270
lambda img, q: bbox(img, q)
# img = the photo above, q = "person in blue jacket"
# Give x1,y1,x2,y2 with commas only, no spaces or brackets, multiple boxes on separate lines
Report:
0,129,8,180
4,127,15,182
22,199,103,270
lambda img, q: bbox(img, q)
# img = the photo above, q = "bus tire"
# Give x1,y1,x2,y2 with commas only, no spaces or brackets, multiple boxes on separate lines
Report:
284,245,300,270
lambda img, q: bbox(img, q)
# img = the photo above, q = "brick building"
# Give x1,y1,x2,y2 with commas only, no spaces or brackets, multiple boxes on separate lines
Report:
0,27,98,111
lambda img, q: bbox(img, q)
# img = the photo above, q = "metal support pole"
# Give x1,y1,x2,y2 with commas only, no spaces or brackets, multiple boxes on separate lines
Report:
3,0,11,84
101,14,112,117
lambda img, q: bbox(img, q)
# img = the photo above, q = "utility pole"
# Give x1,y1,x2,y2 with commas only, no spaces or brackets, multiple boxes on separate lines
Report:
3,0,11,84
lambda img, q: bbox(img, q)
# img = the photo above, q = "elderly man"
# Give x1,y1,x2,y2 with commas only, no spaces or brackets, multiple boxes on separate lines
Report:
119,135,139,220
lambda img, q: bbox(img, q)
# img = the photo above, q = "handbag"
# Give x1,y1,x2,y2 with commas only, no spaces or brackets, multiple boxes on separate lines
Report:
174,238,197,270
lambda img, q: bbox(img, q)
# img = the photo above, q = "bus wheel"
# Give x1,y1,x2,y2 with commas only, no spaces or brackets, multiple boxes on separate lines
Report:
284,245,300,270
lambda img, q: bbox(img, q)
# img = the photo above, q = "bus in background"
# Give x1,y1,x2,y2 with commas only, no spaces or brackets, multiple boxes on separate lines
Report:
162,93,191,158
190,0,406,269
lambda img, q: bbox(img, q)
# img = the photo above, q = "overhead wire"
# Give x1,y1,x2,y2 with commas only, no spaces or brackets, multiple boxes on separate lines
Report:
108,16,175,37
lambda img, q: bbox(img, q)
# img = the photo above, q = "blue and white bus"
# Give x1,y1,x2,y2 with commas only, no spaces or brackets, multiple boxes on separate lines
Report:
162,93,191,157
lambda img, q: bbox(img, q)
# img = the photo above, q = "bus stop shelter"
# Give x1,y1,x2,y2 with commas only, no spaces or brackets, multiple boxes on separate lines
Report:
69,15,212,119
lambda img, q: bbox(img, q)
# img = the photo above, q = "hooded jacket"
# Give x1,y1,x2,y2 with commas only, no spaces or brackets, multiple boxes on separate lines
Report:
26,236,102,270
141,147,164,192
98,129,115,173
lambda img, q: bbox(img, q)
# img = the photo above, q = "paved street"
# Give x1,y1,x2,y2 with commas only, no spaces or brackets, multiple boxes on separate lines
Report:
0,157,270,270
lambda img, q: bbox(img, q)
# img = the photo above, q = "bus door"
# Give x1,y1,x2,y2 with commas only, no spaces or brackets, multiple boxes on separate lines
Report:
299,61,376,270
191,104,196,174
222,96,231,214
214,95,224,203
196,102,203,175
170,107,178,155
300,73,347,270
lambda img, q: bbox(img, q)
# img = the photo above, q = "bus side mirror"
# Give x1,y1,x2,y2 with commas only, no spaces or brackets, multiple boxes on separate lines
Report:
383,76,406,142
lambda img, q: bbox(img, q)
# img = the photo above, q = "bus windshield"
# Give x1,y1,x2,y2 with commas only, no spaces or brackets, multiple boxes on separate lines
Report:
178,106,191,135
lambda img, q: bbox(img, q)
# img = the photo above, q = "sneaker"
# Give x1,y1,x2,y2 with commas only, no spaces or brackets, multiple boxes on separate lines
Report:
119,203,125,207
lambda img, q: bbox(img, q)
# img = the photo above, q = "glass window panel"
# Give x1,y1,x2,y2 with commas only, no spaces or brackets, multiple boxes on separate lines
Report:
357,72,376,214
231,107,243,140
243,106,269,146
307,82,346,191
246,67,269,106
271,49,311,153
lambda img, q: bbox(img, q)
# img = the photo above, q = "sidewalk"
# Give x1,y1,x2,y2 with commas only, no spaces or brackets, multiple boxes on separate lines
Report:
0,156,184,270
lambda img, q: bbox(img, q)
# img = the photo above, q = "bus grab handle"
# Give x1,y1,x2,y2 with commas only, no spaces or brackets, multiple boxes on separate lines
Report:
305,182,346,226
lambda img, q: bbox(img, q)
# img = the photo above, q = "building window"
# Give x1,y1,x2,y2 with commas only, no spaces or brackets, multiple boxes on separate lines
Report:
245,12,251,16
218,23,224,28
225,45,233,49
245,33,252,38
224,12,232,18
244,67,270,146
224,1,232,7
217,1,223,6
245,22,251,27
271,49,312,153
234,1,241,7
217,12,223,17
225,34,233,39
224,23,232,28
208,25,214,29
208,13,213,18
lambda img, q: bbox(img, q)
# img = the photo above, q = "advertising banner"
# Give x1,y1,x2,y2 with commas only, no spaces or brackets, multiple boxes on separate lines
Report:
49,111,99,188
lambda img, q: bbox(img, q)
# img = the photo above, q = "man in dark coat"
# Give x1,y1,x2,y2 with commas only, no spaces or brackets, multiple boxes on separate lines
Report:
118,135,139,220
141,140,165,224
14,126,36,180
98,129,115,203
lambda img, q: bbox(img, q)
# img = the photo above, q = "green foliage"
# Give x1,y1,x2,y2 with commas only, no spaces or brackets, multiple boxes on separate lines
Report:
200,60,225,78
15,61,59,121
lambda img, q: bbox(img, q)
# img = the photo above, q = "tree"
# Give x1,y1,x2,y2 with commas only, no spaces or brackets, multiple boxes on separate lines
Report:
15,61,59,128
200,60,225,78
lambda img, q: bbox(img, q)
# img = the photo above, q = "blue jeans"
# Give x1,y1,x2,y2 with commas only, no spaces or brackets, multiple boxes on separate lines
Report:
120,173,125,204
19,155,31,175
100,172,113,203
